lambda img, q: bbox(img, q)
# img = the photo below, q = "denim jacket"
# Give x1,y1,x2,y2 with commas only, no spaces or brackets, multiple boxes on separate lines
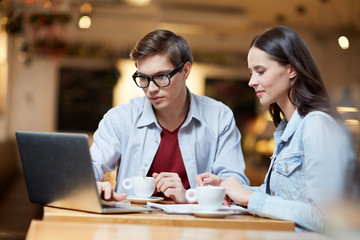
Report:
246,110,356,232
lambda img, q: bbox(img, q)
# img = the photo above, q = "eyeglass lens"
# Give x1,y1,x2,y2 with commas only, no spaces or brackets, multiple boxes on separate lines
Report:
133,62,184,88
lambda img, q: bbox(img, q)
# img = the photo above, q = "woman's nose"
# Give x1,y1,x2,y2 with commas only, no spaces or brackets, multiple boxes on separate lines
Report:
248,75,257,88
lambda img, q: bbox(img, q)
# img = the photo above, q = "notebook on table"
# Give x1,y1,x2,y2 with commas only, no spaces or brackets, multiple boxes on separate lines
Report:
15,131,150,214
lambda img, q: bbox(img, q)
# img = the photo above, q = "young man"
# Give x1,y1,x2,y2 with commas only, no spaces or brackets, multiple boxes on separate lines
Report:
91,29,248,203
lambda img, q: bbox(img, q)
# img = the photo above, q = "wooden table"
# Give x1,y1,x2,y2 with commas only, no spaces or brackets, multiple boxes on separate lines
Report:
26,220,330,240
43,206,295,231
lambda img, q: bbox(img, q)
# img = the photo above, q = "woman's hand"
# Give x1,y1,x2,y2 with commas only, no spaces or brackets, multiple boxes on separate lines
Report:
220,177,252,207
195,172,223,186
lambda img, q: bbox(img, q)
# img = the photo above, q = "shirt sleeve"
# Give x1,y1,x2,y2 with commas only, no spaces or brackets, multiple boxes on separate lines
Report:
211,106,249,185
90,107,123,181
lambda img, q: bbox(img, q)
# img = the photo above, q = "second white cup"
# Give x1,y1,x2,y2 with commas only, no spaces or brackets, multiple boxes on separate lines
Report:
185,186,226,211
122,176,155,198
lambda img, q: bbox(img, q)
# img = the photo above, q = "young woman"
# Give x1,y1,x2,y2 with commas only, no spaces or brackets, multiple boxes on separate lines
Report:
196,26,356,232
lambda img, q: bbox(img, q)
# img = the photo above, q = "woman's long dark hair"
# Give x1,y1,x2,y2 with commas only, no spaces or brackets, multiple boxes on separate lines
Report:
250,26,340,126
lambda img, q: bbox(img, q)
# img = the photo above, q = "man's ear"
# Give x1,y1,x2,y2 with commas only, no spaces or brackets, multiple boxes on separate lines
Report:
288,64,297,79
183,62,192,80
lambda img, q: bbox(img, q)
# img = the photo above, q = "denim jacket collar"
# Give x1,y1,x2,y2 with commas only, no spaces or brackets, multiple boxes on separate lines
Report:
274,109,303,143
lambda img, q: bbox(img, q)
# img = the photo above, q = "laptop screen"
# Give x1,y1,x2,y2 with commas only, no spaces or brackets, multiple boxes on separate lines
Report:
16,131,103,212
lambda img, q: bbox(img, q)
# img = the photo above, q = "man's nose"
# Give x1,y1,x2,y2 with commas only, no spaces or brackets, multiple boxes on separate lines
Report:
147,80,159,92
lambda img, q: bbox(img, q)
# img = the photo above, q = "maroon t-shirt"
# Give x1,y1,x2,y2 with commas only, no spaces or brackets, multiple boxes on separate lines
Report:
147,123,190,199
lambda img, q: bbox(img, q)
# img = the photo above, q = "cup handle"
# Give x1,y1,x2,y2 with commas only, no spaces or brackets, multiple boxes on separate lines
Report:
122,178,132,190
185,189,197,203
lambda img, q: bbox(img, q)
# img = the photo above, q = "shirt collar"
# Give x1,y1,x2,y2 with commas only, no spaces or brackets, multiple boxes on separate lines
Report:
274,109,303,142
136,88,200,128
182,89,201,127
137,97,158,128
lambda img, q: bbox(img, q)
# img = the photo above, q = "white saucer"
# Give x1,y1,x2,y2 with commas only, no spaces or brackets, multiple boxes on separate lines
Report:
127,196,164,204
192,210,236,218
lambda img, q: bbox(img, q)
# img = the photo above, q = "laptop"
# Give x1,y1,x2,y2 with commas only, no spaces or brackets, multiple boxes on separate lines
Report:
15,131,151,214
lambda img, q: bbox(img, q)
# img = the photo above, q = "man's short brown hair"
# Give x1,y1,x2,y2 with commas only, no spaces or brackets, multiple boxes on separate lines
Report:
130,29,193,67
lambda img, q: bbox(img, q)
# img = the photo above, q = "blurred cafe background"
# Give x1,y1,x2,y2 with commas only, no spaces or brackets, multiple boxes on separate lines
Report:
0,0,359,239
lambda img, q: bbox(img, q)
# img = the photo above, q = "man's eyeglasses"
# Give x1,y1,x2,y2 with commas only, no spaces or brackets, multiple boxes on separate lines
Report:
132,62,185,88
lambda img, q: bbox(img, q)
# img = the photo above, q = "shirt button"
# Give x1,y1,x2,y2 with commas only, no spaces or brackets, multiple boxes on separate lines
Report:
271,190,275,196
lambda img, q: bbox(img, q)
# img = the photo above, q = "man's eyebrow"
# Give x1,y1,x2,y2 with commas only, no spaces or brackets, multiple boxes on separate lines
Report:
136,69,171,76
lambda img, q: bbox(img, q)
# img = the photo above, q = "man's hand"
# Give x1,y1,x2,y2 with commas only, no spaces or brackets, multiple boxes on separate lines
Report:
96,181,127,202
153,172,187,203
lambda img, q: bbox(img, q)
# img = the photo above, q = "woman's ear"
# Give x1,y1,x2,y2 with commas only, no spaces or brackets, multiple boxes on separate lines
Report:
287,64,297,79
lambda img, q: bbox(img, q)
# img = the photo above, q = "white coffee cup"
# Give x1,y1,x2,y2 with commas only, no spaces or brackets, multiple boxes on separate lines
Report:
185,186,226,211
122,176,155,198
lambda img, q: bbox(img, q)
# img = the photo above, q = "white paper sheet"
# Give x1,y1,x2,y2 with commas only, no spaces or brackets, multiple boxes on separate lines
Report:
146,202,249,215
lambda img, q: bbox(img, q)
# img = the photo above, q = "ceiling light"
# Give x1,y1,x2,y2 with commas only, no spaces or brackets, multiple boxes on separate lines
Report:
80,3,92,14
124,0,152,7
78,15,91,29
43,0,53,8
338,36,349,50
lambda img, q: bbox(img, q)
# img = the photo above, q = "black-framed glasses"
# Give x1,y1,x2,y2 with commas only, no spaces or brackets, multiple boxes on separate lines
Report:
132,62,184,88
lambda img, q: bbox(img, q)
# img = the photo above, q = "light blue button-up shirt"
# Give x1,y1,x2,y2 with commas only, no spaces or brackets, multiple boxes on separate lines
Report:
90,91,249,195
245,110,356,232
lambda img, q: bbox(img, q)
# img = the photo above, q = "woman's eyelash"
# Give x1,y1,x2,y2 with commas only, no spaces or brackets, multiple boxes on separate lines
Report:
249,69,265,76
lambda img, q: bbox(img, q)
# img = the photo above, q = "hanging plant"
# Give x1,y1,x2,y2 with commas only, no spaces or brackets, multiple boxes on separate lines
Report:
24,13,71,27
